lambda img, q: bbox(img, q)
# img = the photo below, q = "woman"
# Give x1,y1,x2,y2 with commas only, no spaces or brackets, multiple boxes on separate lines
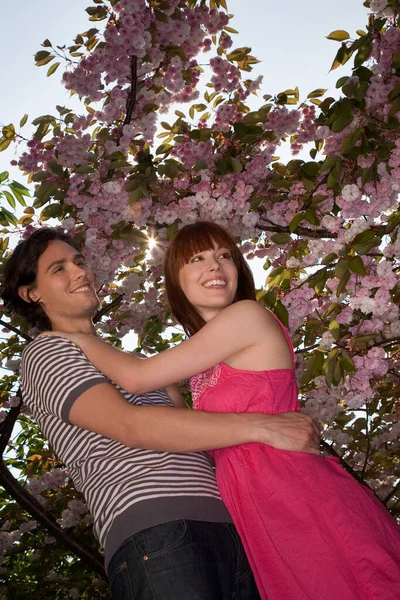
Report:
45,221,400,599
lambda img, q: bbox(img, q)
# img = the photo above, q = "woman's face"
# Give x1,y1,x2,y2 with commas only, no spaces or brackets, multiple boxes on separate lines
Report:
178,240,238,323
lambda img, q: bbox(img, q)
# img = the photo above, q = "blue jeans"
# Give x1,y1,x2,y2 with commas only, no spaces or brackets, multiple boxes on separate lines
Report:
107,520,261,599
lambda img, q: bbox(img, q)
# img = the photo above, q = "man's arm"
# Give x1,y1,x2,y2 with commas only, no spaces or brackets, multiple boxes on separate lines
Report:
68,382,320,453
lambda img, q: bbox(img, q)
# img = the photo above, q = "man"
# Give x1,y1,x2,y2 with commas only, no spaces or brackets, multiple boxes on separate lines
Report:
1,228,319,599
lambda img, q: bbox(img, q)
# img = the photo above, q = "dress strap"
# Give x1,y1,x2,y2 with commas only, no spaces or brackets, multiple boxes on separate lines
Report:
266,309,296,367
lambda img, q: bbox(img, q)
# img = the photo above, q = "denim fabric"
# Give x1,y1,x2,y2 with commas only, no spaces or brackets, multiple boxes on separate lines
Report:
108,520,261,600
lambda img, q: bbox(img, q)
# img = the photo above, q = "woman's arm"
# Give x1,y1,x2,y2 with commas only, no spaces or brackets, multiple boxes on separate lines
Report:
69,382,320,453
51,300,272,394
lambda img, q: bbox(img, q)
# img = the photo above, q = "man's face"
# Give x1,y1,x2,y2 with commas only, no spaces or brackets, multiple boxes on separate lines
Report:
20,240,99,331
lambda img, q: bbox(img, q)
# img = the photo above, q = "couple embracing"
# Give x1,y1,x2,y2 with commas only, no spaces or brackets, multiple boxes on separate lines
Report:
2,222,399,599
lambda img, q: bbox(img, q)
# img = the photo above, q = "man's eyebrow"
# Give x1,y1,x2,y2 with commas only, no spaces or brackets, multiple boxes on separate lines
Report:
45,253,84,272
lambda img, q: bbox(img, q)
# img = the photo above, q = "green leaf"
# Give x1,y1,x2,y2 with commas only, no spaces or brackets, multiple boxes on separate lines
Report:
289,212,305,232
129,186,148,203
10,181,30,196
34,50,51,62
155,143,173,156
307,88,327,99
75,165,94,174
32,115,55,126
33,182,58,208
326,30,350,42
393,51,400,69
354,40,372,68
322,252,338,265
0,171,9,183
109,159,131,169
230,157,242,173
349,255,366,275
2,124,15,140
0,137,12,152
227,47,251,62
3,191,16,209
341,351,356,372
329,320,340,342
193,159,209,171
270,233,291,245
47,62,60,77
301,162,320,179
0,206,18,226
167,220,179,240
336,271,350,296
331,114,353,132
336,76,349,89
335,259,349,279
302,351,324,385
112,225,148,242
40,204,62,220
352,230,381,254
19,114,28,128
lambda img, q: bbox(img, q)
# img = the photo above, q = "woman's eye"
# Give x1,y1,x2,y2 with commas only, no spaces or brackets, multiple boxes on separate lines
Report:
191,255,202,262
220,252,231,259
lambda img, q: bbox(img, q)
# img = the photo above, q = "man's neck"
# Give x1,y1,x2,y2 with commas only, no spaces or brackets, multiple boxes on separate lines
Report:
49,318,96,335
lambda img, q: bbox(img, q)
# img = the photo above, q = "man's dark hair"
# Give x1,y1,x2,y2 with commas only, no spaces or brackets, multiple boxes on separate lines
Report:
0,228,80,331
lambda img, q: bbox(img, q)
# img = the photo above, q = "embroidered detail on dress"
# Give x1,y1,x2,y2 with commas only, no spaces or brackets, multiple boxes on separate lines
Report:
190,364,222,409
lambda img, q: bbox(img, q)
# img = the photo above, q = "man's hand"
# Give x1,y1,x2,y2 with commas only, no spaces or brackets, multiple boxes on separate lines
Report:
249,412,320,455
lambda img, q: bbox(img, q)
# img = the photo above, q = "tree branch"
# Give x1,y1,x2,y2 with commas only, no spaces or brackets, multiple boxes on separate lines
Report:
123,56,138,127
320,439,388,506
93,294,124,323
257,218,388,241
382,480,400,506
0,392,22,456
0,319,32,342
0,461,107,579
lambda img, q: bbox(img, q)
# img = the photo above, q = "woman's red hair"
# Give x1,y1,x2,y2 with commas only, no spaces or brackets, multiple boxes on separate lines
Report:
164,221,256,336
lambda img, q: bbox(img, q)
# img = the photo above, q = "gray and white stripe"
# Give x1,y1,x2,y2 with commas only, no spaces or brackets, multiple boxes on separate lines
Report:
21,336,231,568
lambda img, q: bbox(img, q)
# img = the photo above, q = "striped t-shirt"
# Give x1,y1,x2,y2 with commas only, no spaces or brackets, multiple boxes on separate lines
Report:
20,336,231,569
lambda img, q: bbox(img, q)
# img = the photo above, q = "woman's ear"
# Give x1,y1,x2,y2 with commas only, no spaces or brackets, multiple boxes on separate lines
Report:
18,285,40,304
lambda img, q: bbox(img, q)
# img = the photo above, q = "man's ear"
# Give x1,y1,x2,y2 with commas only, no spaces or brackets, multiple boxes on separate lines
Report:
18,285,41,304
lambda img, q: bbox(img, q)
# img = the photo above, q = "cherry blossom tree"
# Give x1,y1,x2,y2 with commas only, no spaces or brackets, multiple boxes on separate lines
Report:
0,0,399,596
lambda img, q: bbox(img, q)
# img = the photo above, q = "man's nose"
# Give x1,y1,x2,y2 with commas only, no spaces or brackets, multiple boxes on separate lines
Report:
71,263,87,278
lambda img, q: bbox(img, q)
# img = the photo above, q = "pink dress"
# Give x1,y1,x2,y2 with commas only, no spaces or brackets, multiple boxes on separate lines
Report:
191,315,400,600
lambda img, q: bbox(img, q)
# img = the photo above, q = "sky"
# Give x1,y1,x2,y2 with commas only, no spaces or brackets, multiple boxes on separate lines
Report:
0,0,369,173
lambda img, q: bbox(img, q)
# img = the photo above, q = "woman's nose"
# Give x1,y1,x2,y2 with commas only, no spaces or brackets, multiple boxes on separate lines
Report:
207,257,221,271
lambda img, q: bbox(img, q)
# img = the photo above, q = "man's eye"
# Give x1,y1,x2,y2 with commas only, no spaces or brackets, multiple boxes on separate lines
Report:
53,267,63,273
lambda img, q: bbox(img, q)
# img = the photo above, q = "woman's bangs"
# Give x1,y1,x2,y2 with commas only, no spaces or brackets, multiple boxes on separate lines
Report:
175,224,237,269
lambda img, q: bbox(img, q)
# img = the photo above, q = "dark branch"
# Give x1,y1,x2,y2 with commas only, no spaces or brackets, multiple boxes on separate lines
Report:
0,319,32,342
93,294,124,323
0,392,22,456
257,218,388,241
0,461,107,579
320,439,388,508
382,480,400,506
257,220,337,239
123,55,138,127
